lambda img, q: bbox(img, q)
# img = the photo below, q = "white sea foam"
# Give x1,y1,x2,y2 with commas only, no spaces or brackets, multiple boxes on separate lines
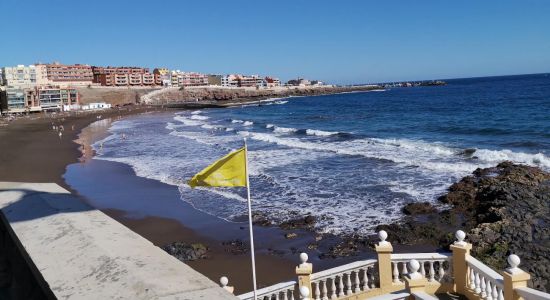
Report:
93,110,550,237
243,121,254,126
231,119,244,123
190,115,209,120
174,115,203,126
273,126,298,134
306,129,339,136
191,110,202,114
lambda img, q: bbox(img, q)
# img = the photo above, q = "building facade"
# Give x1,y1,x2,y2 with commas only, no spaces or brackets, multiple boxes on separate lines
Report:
2,65,42,88
46,63,93,86
92,66,155,86
170,70,208,87
36,86,79,111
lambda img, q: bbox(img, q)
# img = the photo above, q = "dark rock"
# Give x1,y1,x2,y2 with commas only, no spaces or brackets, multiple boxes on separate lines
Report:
162,242,209,261
378,162,550,291
402,202,437,215
280,215,317,230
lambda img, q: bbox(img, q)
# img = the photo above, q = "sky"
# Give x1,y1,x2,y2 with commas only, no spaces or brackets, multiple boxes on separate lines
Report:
1,0,549,84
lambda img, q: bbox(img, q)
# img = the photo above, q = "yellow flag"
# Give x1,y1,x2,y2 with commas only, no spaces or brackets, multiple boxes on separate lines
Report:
188,147,247,188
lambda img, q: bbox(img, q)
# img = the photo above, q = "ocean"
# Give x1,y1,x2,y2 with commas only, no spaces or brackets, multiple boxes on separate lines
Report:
80,74,550,237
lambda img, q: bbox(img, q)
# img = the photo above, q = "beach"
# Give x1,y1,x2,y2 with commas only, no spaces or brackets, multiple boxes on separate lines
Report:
0,106,326,294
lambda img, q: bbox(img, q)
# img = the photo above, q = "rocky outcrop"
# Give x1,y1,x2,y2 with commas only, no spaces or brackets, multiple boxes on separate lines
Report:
161,242,209,261
377,162,550,291
146,86,381,105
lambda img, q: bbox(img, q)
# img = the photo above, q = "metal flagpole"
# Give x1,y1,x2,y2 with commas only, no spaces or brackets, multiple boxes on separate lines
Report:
243,138,258,299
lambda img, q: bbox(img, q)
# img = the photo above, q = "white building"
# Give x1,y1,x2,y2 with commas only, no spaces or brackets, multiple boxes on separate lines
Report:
2,64,49,88
81,102,112,110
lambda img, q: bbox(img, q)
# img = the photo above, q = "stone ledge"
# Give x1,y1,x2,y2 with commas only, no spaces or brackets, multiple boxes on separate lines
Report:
0,182,237,299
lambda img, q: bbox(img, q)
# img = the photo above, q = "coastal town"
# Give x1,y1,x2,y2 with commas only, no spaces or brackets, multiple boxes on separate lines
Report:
0,62,327,114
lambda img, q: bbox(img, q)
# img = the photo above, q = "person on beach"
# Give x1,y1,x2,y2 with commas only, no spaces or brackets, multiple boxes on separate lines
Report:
58,131,62,139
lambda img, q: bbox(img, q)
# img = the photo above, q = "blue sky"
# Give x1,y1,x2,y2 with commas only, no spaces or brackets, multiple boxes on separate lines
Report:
1,0,549,84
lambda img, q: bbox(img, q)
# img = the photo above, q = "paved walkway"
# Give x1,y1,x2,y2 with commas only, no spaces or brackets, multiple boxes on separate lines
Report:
0,182,237,299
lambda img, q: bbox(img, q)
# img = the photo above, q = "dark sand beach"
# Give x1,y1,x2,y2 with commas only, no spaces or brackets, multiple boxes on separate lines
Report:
0,107,318,294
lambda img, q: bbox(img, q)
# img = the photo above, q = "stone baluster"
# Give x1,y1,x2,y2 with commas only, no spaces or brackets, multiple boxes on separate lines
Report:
354,270,360,293
491,284,498,300
300,286,310,300
392,262,400,283
438,261,445,281
474,272,481,294
282,290,289,300
420,261,426,277
376,230,394,292
337,275,344,297
314,282,320,300
502,255,531,300
296,253,313,299
330,278,336,299
469,268,476,289
486,280,493,300
428,261,435,282
450,230,472,295
498,288,504,300
401,261,408,279
321,280,328,300
480,276,487,298
345,273,352,295
362,268,369,291
219,276,234,294
275,292,280,300
369,271,375,289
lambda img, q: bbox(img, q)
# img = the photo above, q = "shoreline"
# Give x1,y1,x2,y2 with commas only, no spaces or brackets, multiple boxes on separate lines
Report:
67,113,370,293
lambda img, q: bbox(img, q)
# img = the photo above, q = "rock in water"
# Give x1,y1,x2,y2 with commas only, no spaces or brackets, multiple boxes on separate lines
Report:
402,202,437,215
161,242,209,261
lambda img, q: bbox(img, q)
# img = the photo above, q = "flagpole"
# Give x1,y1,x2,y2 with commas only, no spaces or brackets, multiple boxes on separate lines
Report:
244,138,258,300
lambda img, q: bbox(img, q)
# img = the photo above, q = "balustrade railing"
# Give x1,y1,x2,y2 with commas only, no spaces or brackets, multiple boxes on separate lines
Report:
466,256,504,300
238,281,297,300
310,259,378,300
515,287,550,300
390,253,452,284
223,230,550,300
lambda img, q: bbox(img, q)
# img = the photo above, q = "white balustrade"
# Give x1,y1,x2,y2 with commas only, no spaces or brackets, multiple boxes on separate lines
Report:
466,256,504,300
310,259,378,300
391,253,451,283
515,287,550,300
238,281,297,300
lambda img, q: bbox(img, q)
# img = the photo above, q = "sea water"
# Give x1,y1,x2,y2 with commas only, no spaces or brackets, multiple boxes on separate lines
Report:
93,74,550,236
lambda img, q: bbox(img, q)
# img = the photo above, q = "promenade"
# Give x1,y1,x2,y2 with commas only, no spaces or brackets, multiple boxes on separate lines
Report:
0,182,236,299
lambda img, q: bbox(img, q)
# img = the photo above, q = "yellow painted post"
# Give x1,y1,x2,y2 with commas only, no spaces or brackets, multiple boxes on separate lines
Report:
503,255,531,300
449,230,472,295
376,230,394,292
296,253,313,296
405,259,429,299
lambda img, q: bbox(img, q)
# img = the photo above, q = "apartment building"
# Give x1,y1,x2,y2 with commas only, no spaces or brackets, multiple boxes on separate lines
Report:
37,86,79,111
170,70,208,87
2,64,49,87
46,63,93,85
92,66,154,86
221,74,281,88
